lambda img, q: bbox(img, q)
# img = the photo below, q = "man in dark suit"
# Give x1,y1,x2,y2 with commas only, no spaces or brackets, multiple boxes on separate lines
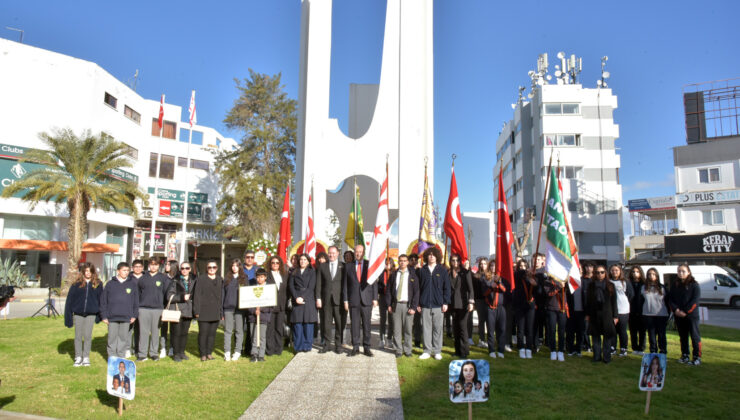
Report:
387,254,420,358
113,361,130,390
343,244,378,357
316,246,347,354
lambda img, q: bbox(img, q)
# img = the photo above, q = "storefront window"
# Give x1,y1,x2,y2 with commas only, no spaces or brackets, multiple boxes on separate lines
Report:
2,215,53,240
0,250,50,282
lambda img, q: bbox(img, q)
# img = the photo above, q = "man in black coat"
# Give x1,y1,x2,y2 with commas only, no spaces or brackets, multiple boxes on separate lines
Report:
343,244,378,357
316,245,347,354
387,254,420,357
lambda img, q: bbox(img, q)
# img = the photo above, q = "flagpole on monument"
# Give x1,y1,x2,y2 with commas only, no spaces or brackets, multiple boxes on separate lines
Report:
179,90,197,263
533,148,554,263
150,94,165,259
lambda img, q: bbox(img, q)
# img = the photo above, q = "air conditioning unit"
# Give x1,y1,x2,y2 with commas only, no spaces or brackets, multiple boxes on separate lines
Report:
202,205,213,223
142,193,155,209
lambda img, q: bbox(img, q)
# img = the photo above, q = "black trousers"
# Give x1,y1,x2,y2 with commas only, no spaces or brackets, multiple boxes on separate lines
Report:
266,311,286,355
243,320,252,355
503,303,514,347
487,306,506,353
644,315,668,354
515,306,535,350
676,316,702,359
350,305,372,349
160,319,170,350
546,310,567,352
475,300,488,342
614,314,629,351
444,311,453,337
413,311,422,346
171,318,192,356
197,320,218,356
452,308,470,357
566,311,586,353
534,308,546,351
629,312,646,351
379,301,393,340
591,333,614,363
320,302,347,346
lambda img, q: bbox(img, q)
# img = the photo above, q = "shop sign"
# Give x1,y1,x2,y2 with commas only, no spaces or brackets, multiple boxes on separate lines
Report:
676,189,740,207
143,232,168,253
665,231,739,256
148,187,208,204
0,159,46,194
628,196,675,212
176,226,223,242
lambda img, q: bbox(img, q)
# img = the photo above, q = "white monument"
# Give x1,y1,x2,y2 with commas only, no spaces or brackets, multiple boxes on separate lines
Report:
295,0,434,252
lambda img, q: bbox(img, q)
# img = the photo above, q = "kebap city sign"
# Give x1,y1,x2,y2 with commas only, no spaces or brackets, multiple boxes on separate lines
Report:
665,231,739,256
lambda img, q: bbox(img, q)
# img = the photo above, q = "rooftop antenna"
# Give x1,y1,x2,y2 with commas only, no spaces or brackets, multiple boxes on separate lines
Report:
597,56,610,88
127,69,140,92
5,27,24,43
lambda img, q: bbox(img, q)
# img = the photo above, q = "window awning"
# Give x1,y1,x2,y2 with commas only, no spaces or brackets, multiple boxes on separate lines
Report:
0,239,120,253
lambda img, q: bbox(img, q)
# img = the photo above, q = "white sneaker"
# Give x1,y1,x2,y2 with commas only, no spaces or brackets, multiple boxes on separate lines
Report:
168,348,174,357
73,357,82,367
489,352,497,358
82,357,90,366
478,340,487,348
526,349,533,359
124,350,131,359
497,352,505,359
557,352,565,362
519,349,526,359
232,352,241,361
504,345,513,352
419,353,431,360
159,348,166,359
224,351,231,361
468,338,475,345
550,351,557,360
434,354,443,360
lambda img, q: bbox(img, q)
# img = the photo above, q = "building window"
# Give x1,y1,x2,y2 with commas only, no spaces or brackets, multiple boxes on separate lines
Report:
122,144,138,160
505,186,514,200
106,226,126,247
515,178,523,194
2,215,53,240
178,157,188,167
544,103,580,115
149,153,175,179
562,103,580,114
190,159,209,171
503,161,513,177
702,209,724,225
103,92,118,109
124,105,141,124
151,118,177,139
698,167,720,184
544,104,561,114
544,134,581,147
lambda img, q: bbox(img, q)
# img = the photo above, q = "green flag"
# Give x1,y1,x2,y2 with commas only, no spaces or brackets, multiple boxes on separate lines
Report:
545,167,573,283
345,184,365,249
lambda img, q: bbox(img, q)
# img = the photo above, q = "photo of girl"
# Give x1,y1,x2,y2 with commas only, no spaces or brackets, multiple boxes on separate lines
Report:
639,353,666,391
448,359,490,403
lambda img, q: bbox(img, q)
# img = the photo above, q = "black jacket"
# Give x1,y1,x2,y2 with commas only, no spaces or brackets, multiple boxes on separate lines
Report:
138,272,169,309
669,280,701,319
512,269,536,312
376,271,393,307
100,277,139,322
343,260,378,307
193,275,223,322
544,279,567,313
268,270,289,312
629,280,643,316
315,261,345,306
387,268,420,309
64,281,103,327
449,269,474,310
289,267,318,323
586,280,618,336
222,273,244,312
166,275,196,318
483,276,507,309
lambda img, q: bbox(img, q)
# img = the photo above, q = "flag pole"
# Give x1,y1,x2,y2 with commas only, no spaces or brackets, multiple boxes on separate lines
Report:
385,155,390,256
179,90,196,263
494,158,502,273
150,94,165,259
533,148,554,263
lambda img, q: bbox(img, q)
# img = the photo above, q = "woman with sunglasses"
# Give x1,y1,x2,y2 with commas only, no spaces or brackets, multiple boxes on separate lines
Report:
585,265,618,364
289,253,318,352
266,256,289,356
193,259,223,361
223,259,248,361
166,262,197,361
449,254,474,358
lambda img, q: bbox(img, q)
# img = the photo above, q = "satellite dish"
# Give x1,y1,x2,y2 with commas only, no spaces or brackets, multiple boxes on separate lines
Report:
602,71,610,79
528,70,535,77
557,52,565,59
640,219,653,231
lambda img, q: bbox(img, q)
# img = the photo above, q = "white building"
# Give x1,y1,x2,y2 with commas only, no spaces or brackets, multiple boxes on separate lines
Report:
667,79,740,267
493,53,623,265
461,211,494,263
0,39,239,280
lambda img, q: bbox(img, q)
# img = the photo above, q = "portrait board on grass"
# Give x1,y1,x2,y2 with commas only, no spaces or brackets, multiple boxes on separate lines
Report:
449,360,490,403
239,284,277,309
639,353,666,391
107,357,136,400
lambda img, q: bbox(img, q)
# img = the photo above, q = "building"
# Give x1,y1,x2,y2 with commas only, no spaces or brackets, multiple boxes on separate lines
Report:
494,53,624,265
627,196,678,261
461,211,494,263
667,79,740,268
0,39,239,280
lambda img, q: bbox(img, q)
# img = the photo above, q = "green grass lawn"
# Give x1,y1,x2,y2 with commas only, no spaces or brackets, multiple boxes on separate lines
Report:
397,325,740,419
0,317,292,419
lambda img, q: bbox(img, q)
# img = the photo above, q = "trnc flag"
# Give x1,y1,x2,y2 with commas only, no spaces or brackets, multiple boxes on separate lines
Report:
417,166,438,254
545,167,576,284
557,176,581,292
366,171,389,285
344,183,365,249
443,167,468,262
158,94,165,131
304,192,316,262
278,184,291,262
495,167,515,290
188,90,197,128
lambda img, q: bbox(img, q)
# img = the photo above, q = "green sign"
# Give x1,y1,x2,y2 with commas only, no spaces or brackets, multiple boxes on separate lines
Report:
0,159,46,195
166,201,202,221
148,187,208,204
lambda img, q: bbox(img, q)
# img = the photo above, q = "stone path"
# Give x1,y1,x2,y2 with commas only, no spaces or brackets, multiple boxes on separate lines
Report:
240,311,404,420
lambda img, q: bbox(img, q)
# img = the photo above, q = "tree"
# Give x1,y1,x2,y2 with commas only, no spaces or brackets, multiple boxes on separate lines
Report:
2,129,146,290
215,69,297,243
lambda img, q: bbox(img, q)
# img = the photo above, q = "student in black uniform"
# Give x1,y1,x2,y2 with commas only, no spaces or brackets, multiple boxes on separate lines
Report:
472,259,489,348
532,253,548,353
585,265,617,364
266,256,289,356
669,264,702,365
223,259,248,361
544,276,568,362
100,262,139,358
64,262,103,367
166,262,196,362
127,259,145,358
247,269,275,362
449,254,474,358
137,259,169,361
193,260,224,361
628,265,646,355
483,272,507,358
512,259,536,359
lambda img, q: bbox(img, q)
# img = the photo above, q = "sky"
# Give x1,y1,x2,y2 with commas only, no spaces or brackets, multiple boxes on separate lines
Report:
2,0,739,218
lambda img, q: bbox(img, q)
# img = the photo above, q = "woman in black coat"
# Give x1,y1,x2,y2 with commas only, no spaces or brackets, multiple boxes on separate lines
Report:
166,262,197,362
266,255,289,356
192,259,223,361
449,254,474,358
585,265,618,364
289,253,318,352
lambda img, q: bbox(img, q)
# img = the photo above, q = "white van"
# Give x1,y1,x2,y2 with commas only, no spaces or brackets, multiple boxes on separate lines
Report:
637,265,740,307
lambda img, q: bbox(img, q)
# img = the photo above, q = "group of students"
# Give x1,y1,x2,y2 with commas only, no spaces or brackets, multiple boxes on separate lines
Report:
63,245,704,368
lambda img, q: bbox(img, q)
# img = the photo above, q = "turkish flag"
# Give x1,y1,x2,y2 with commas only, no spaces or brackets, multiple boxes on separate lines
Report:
443,167,468,262
158,94,165,130
495,167,515,290
278,185,291,262
159,200,171,217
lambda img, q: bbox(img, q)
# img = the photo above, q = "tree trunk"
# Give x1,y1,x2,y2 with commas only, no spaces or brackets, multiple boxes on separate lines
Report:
64,194,88,293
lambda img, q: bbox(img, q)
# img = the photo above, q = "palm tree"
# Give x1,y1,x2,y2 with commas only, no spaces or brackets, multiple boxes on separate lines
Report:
2,129,147,290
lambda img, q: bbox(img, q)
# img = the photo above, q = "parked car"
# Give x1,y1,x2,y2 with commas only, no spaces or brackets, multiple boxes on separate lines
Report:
639,265,740,307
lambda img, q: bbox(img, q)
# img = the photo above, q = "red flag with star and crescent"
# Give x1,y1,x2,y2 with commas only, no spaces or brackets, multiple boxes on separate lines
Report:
443,166,468,262
495,166,515,290
158,94,165,131
278,184,291,262
304,191,316,262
